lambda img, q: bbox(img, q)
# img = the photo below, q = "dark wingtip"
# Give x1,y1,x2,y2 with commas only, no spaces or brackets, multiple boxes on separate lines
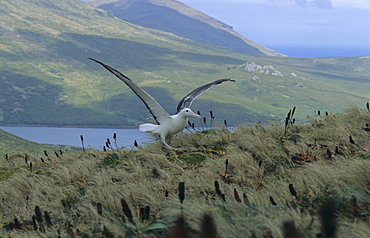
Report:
89,57,103,65
215,78,235,84
89,58,104,66
224,78,235,82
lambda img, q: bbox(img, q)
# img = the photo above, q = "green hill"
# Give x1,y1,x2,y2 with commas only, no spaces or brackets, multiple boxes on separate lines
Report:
0,0,369,128
0,128,78,154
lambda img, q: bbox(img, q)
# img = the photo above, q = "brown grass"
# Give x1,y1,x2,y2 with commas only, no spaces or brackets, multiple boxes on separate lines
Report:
0,107,369,237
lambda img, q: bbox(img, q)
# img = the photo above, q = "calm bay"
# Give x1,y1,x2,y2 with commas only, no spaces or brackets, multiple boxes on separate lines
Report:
0,126,151,149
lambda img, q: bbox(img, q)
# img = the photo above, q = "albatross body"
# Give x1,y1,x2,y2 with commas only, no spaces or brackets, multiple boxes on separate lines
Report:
139,109,200,149
90,58,234,149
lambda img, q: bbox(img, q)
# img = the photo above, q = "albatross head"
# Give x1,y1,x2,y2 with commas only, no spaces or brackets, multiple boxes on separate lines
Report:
178,108,201,119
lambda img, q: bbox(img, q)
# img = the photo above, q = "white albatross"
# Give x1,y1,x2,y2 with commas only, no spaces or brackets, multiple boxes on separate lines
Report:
90,58,235,149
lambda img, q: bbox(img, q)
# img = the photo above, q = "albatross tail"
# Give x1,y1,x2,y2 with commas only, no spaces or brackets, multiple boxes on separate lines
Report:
139,123,158,132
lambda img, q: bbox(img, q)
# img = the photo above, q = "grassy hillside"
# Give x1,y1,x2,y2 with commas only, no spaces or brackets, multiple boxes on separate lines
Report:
0,128,78,154
0,0,370,128
0,107,369,237
86,0,282,56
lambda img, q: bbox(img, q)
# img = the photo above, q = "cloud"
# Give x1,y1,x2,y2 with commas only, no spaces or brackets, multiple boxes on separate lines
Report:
333,0,370,9
294,0,370,9
294,0,307,7
311,0,333,8
290,0,333,9
222,0,369,9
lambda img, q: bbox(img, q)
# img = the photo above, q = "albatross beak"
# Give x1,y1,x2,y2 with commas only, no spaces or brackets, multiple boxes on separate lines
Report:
193,112,202,119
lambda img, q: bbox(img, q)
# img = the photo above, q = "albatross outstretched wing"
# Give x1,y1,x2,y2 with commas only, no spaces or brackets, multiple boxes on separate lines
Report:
90,58,170,124
176,78,235,113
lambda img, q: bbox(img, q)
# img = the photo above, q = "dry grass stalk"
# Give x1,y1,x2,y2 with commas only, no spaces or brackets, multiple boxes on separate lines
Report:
168,215,189,238
102,226,115,238
32,215,37,230
165,189,169,199
289,184,298,199
269,196,277,206
351,196,360,218
243,193,250,205
282,221,302,238
97,202,103,216
214,181,225,202
319,201,337,238
80,135,85,152
139,205,150,222
120,198,135,224
178,182,185,204
284,106,296,137
35,206,43,223
199,213,218,238
44,211,52,227
210,111,215,128
326,149,333,159
106,140,111,149
349,136,355,144
144,206,150,221
140,207,145,222
3,218,22,231
35,206,45,233
234,188,241,203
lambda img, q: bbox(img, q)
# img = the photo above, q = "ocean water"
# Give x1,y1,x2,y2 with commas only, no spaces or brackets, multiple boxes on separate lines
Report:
0,126,217,150
265,45,370,58
0,126,151,150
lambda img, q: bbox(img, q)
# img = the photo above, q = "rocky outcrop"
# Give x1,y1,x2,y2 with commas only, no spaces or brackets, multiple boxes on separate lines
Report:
243,62,284,76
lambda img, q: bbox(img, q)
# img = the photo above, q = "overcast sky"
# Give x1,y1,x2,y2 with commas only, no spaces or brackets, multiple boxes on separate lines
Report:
179,0,370,48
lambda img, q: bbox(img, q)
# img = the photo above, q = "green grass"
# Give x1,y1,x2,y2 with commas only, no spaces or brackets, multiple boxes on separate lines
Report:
0,128,78,154
0,107,369,237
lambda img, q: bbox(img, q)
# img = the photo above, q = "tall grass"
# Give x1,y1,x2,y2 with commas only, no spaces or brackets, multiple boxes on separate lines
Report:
0,107,369,237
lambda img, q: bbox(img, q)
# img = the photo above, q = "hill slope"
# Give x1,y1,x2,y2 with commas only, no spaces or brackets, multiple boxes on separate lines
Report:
0,0,369,128
0,0,251,126
86,0,281,56
0,108,369,237
0,128,78,154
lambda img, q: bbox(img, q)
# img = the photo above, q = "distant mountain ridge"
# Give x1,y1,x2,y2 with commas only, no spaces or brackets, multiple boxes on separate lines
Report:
86,0,282,56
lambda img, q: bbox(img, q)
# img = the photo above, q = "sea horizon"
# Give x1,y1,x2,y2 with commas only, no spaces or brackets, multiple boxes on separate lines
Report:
265,44,370,58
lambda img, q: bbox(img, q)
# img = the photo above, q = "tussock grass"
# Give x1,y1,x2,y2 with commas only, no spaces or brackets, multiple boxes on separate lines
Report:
0,107,369,237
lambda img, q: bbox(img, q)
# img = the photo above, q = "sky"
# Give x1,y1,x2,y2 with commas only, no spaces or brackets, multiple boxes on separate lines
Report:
179,0,370,48
82,0,370,56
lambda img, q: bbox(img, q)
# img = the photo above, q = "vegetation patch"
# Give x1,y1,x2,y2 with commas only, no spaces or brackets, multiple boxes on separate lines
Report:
0,167,19,180
179,152,207,167
0,107,369,237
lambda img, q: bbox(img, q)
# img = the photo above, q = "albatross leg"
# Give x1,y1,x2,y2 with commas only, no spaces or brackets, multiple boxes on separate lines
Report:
161,136,180,150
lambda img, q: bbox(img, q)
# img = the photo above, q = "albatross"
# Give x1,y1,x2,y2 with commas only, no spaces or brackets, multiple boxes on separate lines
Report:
90,58,235,149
